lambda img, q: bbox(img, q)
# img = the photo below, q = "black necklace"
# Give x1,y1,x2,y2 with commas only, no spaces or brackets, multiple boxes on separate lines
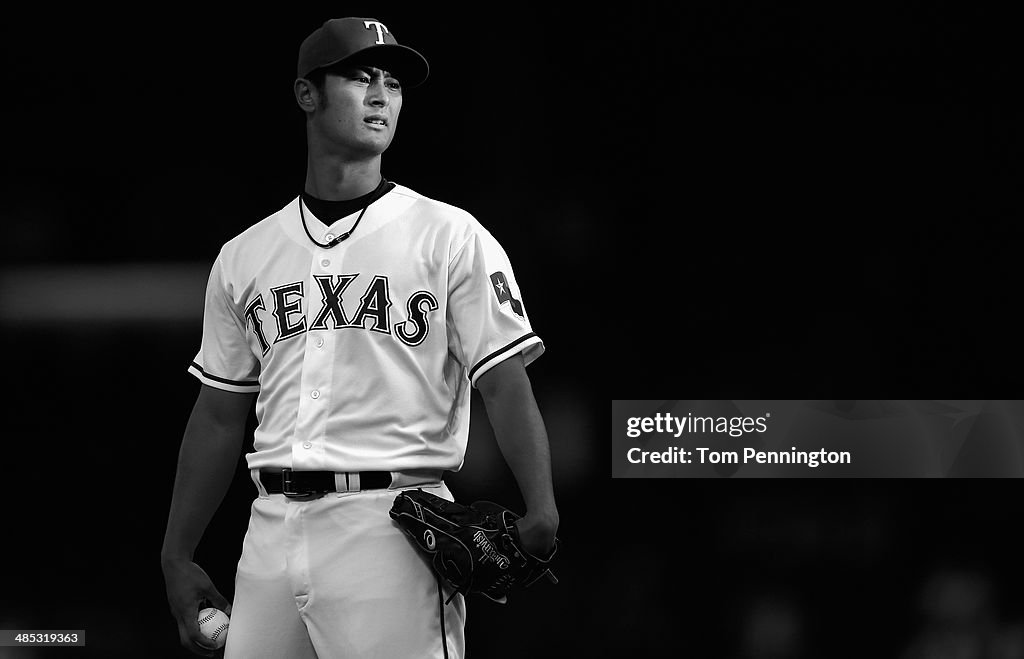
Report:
299,177,389,249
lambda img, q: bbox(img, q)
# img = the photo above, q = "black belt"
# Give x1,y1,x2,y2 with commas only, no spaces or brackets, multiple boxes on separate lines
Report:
260,469,392,497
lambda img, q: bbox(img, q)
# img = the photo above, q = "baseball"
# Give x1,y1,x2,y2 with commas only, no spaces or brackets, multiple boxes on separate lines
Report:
197,607,230,649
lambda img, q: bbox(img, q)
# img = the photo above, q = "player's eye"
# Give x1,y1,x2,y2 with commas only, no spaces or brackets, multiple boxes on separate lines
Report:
343,70,370,83
385,79,402,91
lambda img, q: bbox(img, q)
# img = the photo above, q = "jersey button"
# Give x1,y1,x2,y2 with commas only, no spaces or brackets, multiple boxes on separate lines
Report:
321,259,331,268
302,441,313,449
324,233,335,242
311,390,320,399
315,337,325,348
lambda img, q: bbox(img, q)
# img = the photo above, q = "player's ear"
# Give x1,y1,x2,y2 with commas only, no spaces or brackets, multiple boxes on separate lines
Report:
294,78,318,114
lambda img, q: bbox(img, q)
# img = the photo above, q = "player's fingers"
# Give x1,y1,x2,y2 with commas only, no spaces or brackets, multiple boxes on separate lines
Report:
176,605,217,657
176,618,190,647
188,633,219,657
176,618,215,657
191,639,218,657
204,586,232,617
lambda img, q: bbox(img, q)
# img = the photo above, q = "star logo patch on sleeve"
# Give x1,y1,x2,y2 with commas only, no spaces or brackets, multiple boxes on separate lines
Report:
489,272,524,318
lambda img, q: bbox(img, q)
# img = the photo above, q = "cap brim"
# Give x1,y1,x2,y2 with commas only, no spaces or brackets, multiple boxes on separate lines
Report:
312,44,430,89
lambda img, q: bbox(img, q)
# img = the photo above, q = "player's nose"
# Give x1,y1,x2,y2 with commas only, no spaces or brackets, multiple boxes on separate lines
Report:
366,81,389,107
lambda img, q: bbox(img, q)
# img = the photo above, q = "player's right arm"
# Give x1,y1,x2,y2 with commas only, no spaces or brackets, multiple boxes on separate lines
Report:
161,384,254,656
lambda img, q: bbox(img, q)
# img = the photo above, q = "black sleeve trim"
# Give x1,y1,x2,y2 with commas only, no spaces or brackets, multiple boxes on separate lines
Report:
189,361,259,387
468,333,538,383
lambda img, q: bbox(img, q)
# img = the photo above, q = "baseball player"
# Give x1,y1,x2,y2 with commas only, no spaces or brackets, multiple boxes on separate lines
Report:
160,17,559,659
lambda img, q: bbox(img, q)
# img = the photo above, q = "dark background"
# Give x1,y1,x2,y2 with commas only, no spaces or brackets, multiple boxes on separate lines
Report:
2,4,1022,658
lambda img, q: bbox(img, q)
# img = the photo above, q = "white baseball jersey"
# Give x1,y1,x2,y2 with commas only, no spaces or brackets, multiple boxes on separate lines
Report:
188,184,544,473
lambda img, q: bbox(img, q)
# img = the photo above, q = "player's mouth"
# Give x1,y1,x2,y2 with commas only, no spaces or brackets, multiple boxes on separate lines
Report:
364,115,389,129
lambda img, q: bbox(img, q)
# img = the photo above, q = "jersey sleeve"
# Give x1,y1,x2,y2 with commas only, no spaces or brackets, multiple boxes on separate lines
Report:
447,228,544,387
187,253,261,393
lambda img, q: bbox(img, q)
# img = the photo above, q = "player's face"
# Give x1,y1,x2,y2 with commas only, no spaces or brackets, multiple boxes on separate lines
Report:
313,66,403,158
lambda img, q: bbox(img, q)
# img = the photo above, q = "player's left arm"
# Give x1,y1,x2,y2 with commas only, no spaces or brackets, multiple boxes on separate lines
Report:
477,353,559,557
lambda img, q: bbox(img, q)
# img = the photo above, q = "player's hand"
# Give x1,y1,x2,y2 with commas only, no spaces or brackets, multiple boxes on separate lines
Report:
161,557,232,656
515,509,559,558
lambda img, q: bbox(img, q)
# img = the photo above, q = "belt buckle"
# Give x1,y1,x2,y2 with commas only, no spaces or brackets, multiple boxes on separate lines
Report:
281,468,311,499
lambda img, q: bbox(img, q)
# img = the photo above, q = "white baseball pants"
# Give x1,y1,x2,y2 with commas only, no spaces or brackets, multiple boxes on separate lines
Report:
223,473,466,658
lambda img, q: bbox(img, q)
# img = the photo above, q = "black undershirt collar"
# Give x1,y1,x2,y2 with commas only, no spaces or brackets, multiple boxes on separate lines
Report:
301,181,396,228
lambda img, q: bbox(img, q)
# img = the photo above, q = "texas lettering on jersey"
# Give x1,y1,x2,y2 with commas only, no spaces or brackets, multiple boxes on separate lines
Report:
243,273,439,355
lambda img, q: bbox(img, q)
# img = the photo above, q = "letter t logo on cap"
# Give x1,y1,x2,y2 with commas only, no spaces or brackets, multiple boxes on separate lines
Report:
364,20,390,44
